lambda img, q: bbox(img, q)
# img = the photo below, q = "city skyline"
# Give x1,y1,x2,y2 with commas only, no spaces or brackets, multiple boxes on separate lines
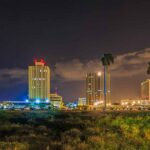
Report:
0,50,149,102
0,0,150,101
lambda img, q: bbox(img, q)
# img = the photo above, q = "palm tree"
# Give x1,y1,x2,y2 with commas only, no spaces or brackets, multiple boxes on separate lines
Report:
101,54,114,110
147,62,150,74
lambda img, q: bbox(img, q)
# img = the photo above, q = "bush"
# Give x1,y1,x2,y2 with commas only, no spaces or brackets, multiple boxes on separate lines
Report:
0,111,150,149
0,142,29,150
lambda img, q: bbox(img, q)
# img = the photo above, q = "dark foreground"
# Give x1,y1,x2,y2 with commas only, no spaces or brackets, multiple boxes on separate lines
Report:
0,110,150,150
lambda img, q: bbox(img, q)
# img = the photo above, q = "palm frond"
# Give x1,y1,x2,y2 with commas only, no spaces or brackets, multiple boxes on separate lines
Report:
102,53,114,66
147,66,150,74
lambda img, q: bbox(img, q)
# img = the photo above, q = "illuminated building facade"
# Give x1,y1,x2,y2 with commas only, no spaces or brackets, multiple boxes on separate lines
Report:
121,99,150,106
49,93,63,108
78,98,86,106
86,73,101,105
28,59,50,102
86,72,110,106
141,79,150,100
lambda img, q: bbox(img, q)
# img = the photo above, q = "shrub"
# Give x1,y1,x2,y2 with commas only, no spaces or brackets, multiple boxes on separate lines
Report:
0,142,29,150
87,136,105,149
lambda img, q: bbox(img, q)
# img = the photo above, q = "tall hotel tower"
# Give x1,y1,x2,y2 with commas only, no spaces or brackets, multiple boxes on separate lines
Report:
86,72,110,105
28,59,50,102
86,73,99,105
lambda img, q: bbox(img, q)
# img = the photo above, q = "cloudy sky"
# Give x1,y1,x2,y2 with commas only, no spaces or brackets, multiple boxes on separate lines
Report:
0,0,150,102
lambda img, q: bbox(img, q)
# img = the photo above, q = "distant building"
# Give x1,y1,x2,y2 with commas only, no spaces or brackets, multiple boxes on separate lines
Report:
28,59,50,102
86,73,98,105
86,73,105,105
78,98,86,106
50,93,63,108
141,79,150,100
86,72,110,105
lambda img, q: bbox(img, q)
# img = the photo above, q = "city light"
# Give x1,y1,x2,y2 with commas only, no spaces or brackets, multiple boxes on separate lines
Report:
36,99,40,104
25,99,29,103
94,101,103,106
46,99,49,103
98,71,102,76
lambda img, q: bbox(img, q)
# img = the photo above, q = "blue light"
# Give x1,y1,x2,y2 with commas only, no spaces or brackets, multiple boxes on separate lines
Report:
25,99,29,103
36,99,40,104
73,104,77,107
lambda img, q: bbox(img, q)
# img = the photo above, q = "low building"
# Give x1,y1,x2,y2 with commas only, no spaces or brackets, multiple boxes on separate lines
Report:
49,93,63,109
78,98,86,106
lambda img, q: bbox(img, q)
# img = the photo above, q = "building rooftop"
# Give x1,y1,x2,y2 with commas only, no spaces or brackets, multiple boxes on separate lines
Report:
34,59,45,66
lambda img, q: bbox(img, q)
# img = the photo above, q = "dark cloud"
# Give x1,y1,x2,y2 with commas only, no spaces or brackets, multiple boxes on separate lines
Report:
54,48,150,80
0,69,27,87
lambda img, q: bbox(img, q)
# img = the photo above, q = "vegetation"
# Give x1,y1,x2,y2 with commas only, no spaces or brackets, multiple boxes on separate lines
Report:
0,110,150,150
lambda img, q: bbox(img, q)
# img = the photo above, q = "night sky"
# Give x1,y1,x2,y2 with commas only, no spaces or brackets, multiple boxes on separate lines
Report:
0,0,150,102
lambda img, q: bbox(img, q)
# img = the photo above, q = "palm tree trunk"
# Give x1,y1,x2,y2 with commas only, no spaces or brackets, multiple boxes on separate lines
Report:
104,66,107,110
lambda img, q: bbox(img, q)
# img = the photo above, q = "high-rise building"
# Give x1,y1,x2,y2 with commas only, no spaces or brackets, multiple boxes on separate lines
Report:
86,73,100,105
141,79,150,100
86,72,110,106
28,59,50,102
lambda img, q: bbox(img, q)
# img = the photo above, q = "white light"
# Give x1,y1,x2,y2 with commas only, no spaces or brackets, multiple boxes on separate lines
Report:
94,101,103,106
36,99,40,104
98,72,102,76
46,99,49,103
132,101,135,104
